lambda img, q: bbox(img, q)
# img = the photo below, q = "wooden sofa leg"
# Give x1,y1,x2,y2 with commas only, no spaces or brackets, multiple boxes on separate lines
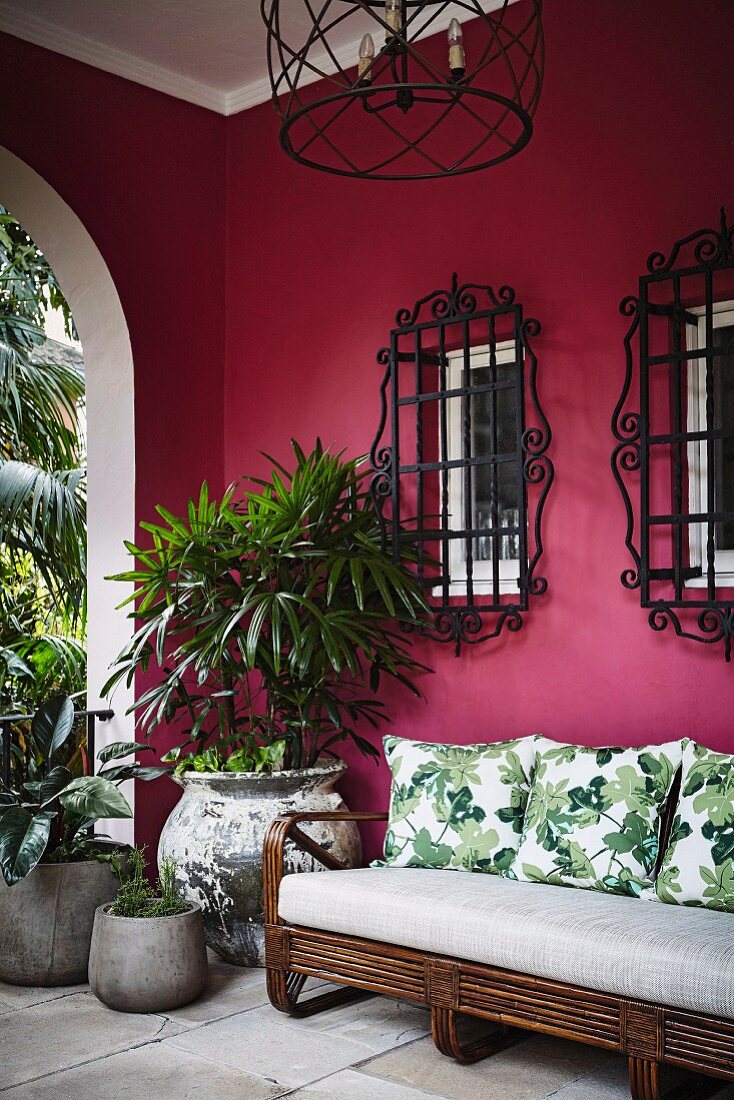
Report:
629,1057,661,1100
267,967,371,1018
431,1006,520,1064
628,1056,723,1100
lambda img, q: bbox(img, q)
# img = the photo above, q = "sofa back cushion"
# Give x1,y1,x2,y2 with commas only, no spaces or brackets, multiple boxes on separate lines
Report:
655,740,734,910
508,738,683,897
376,735,537,874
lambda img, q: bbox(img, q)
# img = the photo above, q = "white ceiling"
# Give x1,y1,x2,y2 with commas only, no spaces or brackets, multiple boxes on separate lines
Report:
0,0,512,116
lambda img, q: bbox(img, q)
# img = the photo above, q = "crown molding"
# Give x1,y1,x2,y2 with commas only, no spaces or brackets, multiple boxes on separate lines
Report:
0,3,228,114
0,0,520,119
223,77,273,117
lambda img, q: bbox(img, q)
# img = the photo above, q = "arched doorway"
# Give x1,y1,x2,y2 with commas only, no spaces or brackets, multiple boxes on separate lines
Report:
0,146,135,840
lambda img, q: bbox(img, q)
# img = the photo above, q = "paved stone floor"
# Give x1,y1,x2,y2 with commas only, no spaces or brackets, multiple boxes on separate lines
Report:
2,955,734,1099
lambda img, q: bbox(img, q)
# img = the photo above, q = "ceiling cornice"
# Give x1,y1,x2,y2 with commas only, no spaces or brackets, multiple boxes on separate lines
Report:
0,3,228,113
0,0,520,119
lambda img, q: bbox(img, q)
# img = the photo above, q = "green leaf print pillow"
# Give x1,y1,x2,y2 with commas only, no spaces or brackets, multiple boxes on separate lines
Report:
509,737,683,897
375,735,537,875
655,741,734,910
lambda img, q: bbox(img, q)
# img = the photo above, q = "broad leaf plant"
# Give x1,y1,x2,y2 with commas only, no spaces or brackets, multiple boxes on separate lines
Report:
0,695,167,885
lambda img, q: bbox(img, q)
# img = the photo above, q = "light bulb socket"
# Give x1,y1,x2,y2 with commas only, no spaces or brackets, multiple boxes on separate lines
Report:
385,6,401,39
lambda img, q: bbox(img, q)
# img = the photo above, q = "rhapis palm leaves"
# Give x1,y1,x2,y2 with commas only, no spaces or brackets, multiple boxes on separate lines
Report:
106,441,430,768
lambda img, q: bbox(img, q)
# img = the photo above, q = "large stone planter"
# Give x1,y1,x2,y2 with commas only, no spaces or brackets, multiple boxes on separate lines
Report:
0,853,121,986
158,758,361,966
89,902,207,1013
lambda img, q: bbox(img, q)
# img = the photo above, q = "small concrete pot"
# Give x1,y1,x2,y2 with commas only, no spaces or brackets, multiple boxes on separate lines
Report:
88,902,208,1013
0,851,122,986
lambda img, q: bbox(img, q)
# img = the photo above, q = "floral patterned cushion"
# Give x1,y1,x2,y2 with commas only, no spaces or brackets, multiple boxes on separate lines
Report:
508,737,683,897
376,735,537,874
655,741,734,910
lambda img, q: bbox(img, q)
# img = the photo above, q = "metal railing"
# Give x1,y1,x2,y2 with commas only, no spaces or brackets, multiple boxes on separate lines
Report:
0,709,114,788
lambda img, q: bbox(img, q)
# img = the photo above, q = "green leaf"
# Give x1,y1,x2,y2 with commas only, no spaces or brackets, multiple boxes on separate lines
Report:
408,827,453,868
602,831,636,854
98,763,169,783
39,766,72,807
30,695,75,761
0,807,53,885
58,776,132,820
97,741,150,764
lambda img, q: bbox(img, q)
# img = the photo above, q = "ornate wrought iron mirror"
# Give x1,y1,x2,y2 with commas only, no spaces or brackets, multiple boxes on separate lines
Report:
613,209,734,659
370,274,553,654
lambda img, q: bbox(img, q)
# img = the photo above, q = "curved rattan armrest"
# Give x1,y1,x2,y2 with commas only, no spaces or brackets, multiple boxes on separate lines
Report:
263,811,388,924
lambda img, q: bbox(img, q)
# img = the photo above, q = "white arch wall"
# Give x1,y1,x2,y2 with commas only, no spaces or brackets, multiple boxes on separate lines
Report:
0,146,135,841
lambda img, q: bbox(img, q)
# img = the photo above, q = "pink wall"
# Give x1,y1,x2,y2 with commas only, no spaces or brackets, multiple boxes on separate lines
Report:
224,0,734,857
0,33,227,848
1,0,732,857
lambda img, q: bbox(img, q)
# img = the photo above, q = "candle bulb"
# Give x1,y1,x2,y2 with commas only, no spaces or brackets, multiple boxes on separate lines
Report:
385,0,401,40
358,33,375,83
448,17,465,79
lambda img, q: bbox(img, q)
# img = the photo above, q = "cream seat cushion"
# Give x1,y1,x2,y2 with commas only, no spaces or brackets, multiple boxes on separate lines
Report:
279,867,734,1019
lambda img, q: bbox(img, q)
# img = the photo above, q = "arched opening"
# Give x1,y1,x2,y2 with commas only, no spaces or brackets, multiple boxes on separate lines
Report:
0,146,135,841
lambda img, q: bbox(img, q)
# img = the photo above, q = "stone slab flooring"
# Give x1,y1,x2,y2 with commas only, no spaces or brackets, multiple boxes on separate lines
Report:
2,955,734,1099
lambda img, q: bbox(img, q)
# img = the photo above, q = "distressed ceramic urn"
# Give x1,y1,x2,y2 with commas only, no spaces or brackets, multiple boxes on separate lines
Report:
158,757,361,966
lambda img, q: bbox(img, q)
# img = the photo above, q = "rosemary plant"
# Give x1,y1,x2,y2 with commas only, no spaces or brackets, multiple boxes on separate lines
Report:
110,848,188,918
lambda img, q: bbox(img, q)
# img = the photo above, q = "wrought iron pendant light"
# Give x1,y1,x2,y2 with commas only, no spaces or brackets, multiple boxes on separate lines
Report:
260,1,544,181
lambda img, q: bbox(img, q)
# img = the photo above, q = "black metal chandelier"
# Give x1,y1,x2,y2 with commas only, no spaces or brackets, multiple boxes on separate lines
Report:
260,1,544,181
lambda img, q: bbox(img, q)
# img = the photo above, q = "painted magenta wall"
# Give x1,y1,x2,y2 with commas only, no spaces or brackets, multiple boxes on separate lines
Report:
0,0,732,856
224,0,734,858
0,32,227,848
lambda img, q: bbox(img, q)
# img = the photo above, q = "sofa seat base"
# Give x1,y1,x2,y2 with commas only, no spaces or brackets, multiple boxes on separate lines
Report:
263,812,734,1100
279,868,734,1022
267,920,733,1093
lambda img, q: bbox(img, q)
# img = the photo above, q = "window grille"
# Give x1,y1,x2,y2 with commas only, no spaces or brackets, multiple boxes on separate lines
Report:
613,209,734,659
370,274,553,654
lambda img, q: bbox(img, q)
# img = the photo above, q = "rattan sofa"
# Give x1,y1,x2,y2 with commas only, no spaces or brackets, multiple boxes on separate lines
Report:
263,808,734,1100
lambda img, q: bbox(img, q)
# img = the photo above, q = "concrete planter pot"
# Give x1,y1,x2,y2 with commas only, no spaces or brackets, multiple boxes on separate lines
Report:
0,851,121,986
158,757,361,967
89,902,207,1013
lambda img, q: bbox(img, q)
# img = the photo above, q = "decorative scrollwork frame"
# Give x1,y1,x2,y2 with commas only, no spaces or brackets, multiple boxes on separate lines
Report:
371,273,553,655
612,209,734,660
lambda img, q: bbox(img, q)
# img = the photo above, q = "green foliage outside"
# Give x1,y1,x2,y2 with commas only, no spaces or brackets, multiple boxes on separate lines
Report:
0,205,86,715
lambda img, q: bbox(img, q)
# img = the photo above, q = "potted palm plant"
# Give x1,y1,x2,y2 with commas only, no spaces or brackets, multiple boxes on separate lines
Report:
0,695,168,985
104,440,428,965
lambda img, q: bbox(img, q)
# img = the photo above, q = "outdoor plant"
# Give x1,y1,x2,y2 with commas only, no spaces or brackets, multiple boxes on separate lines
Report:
0,694,168,885
104,440,429,770
0,552,85,714
0,205,87,709
109,847,188,918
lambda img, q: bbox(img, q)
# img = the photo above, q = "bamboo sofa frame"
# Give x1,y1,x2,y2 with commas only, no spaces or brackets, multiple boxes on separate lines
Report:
264,809,734,1100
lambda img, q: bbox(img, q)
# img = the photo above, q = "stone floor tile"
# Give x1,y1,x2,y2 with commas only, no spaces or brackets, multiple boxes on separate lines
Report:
279,993,430,1054
360,1032,605,1100
164,1005,380,1090
160,955,271,1025
161,957,326,1026
0,981,88,1014
540,1055,635,1100
286,1067,448,1100
549,1053,734,1100
2,1042,286,1100
0,992,187,1090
